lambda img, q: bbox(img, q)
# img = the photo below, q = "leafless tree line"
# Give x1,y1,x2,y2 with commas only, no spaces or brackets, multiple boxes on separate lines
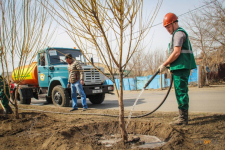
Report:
126,48,167,77
1,0,54,118
184,0,225,72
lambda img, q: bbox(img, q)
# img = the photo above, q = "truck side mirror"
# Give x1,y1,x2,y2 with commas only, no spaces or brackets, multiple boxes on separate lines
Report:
40,56,45,66
91,57,94,65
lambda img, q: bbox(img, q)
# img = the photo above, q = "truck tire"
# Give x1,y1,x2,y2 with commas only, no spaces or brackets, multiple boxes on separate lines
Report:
52,85,70,107
17,90,31,104
46,96,53,104
89,93,105,104
26,98,31,104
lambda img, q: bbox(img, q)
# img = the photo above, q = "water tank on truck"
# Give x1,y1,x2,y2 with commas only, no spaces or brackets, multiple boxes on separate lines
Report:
11,62,39,104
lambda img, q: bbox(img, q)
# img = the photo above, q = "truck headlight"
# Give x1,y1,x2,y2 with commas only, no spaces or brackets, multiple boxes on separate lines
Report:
108,86,113,91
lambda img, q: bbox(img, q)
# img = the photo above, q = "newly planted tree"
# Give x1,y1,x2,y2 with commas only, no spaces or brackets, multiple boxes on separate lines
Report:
48,0,162,141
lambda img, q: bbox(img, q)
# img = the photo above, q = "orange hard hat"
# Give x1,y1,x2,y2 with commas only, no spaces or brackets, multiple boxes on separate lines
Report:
163,13,178,27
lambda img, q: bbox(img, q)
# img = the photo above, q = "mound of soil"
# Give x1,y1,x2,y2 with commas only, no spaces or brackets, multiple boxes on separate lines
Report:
0,105,225,149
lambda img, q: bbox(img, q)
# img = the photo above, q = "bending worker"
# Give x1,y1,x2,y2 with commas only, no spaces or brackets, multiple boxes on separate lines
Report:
158,13,196,125
0,76,13,114
65,53,88,112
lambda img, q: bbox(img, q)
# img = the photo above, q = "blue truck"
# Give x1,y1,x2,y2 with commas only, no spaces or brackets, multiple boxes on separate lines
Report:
12,47,114,107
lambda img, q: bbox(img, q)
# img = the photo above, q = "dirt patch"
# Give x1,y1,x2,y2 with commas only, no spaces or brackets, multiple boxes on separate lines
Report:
0,105,225,150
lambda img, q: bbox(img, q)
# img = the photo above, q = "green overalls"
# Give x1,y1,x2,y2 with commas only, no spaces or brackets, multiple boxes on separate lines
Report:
0,76,10,109
169,27,196,110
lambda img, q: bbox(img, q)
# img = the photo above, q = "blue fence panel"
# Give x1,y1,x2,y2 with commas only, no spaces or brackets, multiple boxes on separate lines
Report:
104,67,198,90
165,78,171,87
148,74,163,89
103,79,121,90
115,79,120,90
189,67,198,84
129,78,136,90
104,79,113,85
136,76,148,90
123,78,130,90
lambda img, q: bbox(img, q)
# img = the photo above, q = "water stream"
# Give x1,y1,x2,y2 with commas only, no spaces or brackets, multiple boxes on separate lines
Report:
126,88,145,129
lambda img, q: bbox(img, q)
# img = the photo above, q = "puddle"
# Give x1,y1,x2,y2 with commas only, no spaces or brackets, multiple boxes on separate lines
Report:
132,134,166,149
97,134,122,147
98,134,166,149
98,139,122,147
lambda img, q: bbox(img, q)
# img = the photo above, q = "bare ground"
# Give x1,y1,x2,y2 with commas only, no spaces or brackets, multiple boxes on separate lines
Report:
0,104,225,150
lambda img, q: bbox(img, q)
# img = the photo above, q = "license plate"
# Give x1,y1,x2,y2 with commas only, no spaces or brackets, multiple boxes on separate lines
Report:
92,89,103,93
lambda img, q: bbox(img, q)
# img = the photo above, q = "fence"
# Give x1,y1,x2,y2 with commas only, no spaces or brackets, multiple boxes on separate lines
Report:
104,67,198,90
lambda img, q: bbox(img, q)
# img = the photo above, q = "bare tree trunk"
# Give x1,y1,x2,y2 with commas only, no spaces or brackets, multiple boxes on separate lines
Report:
201,66,206,87
14,89,19,119
119,70,127,141
198,65,204,88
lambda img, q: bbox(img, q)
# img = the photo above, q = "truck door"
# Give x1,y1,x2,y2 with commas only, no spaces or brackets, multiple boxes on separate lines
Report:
37,52,49,87
48,49,69,81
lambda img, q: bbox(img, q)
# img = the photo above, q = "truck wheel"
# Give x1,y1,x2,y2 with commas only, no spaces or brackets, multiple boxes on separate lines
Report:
17,90,31,104
46,96,53,104
26,98,31,104
52,85,70,107
89,93,105,104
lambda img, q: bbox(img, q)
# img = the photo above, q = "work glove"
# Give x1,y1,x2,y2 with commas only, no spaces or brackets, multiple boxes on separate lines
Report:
67,83,70,88
158,64,167,73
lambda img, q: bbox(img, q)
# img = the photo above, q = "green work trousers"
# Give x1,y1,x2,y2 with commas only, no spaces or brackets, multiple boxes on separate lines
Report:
1,96,9,109
172,69,190,110
0,87,10,109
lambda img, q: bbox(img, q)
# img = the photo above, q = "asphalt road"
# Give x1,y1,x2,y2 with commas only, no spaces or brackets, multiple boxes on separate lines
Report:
30,85,225,113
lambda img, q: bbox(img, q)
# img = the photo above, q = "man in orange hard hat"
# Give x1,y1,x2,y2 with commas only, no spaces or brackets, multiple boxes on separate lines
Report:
158,13,196,125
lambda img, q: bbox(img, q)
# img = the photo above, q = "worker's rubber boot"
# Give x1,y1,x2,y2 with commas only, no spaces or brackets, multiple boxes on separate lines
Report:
172,109,183,120
170,109,188,125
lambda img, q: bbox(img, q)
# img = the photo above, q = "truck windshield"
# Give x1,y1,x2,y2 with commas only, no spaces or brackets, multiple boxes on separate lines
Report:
48,48,86,65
